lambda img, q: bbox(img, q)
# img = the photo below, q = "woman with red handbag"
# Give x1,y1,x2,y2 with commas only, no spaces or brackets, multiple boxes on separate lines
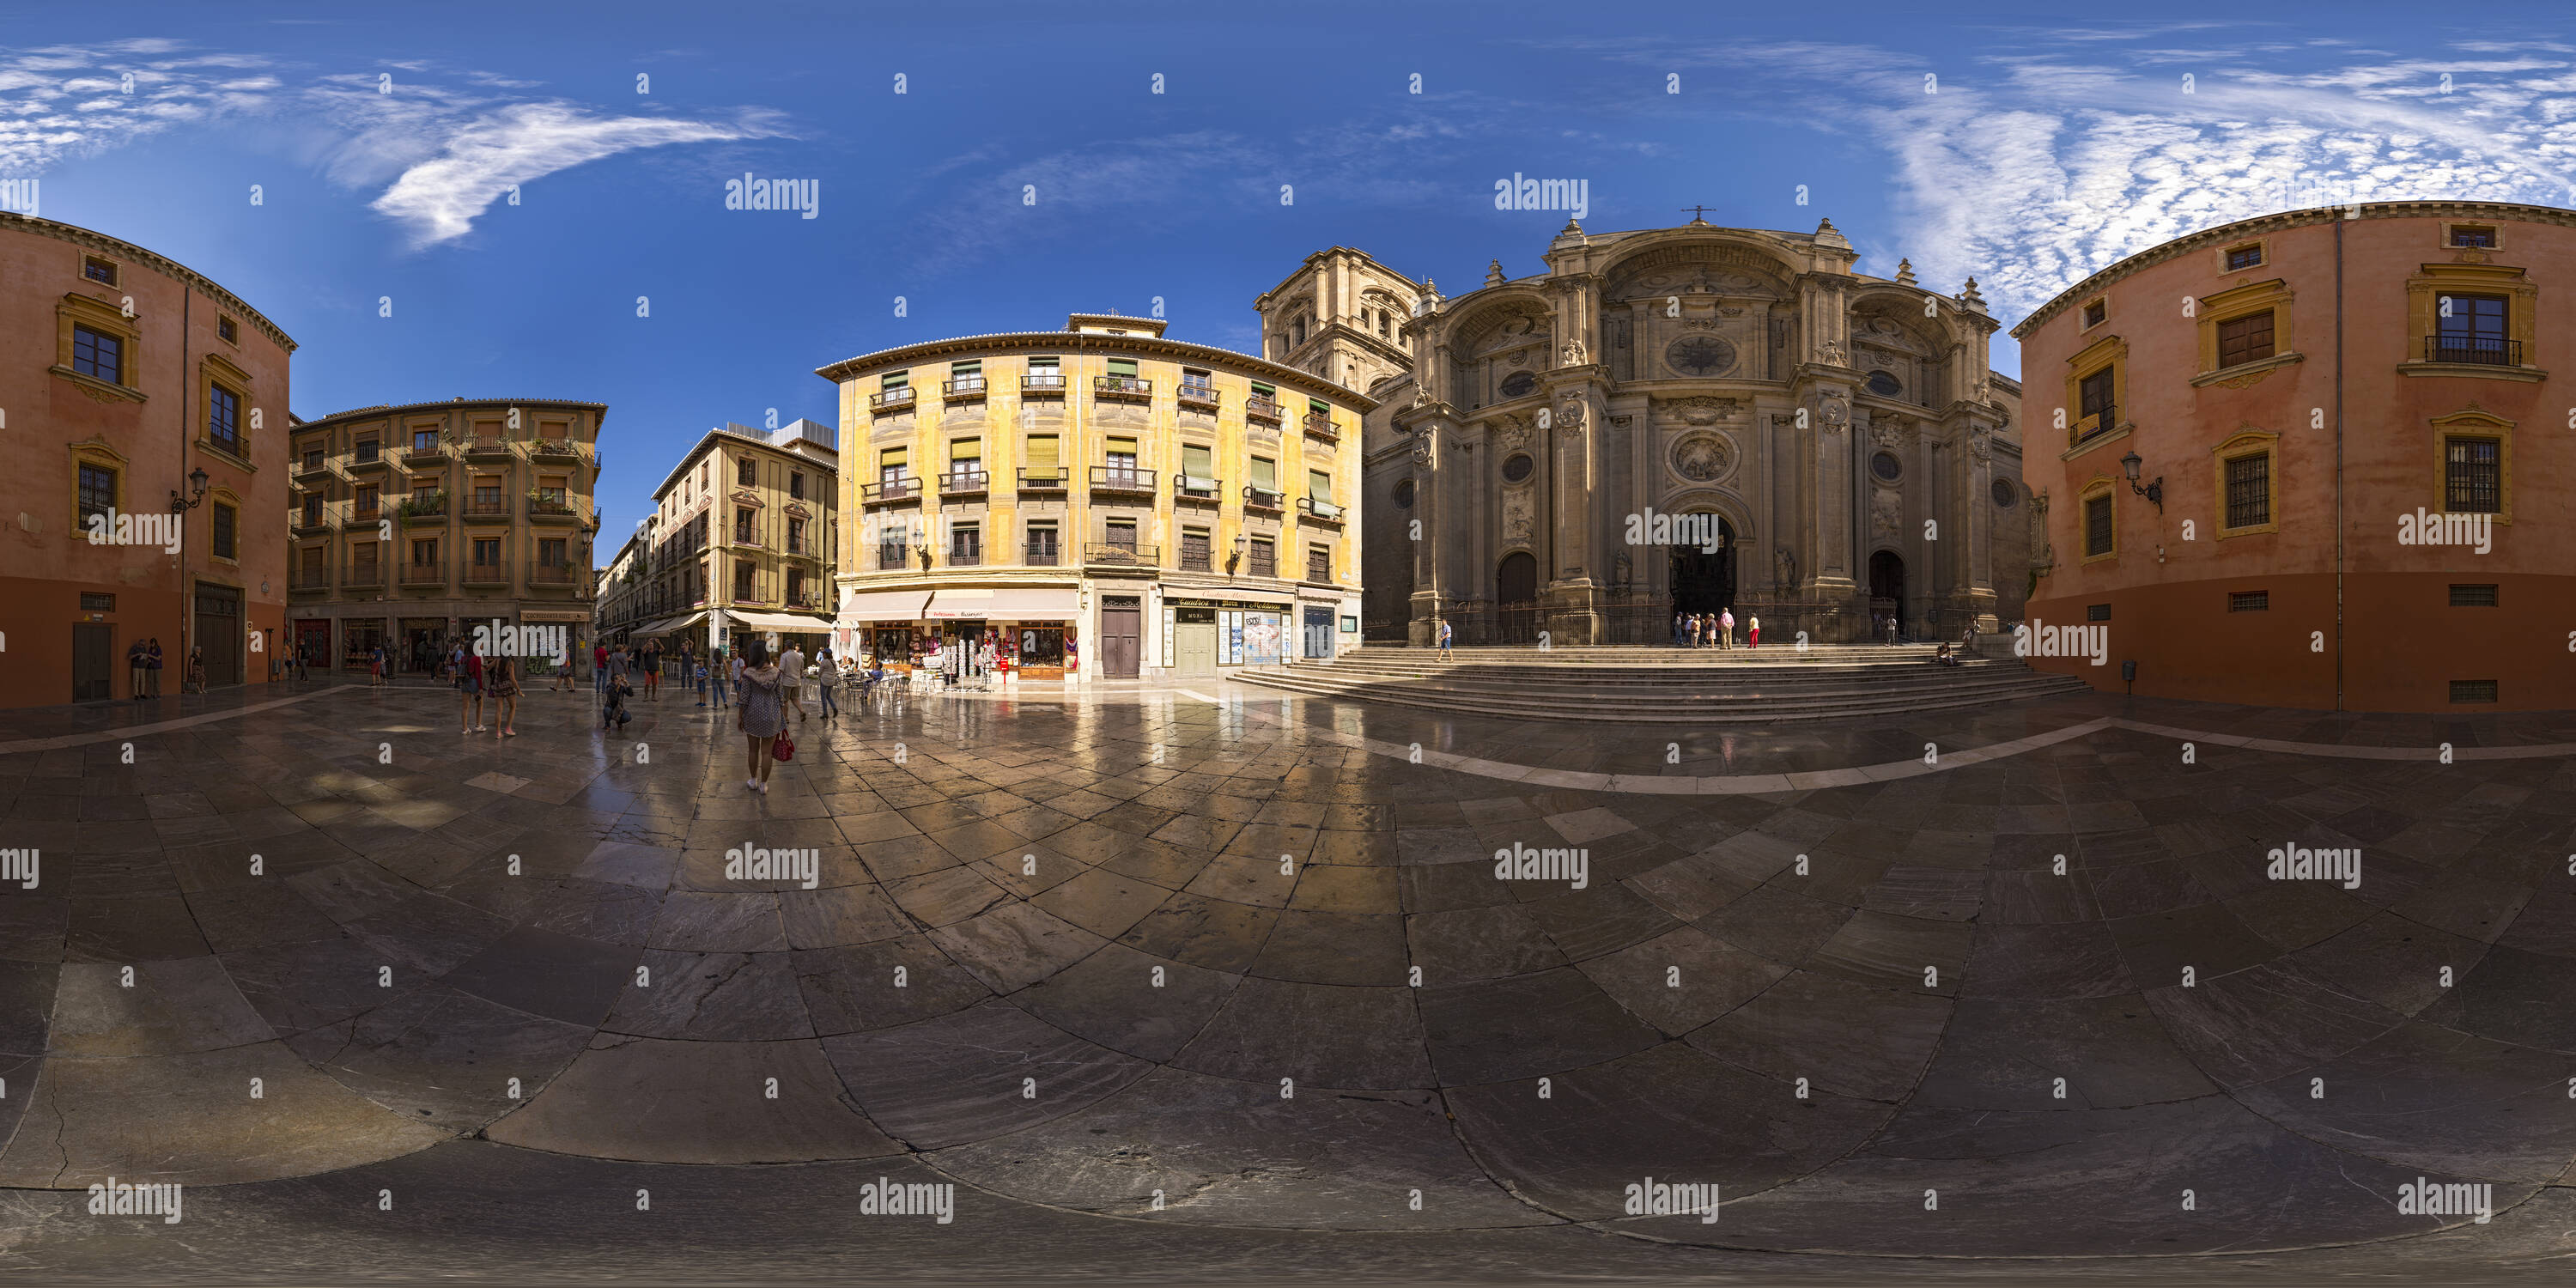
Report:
736,639,786,794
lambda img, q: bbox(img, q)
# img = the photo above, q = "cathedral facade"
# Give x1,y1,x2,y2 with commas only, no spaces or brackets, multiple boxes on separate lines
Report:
1260,219,2031,646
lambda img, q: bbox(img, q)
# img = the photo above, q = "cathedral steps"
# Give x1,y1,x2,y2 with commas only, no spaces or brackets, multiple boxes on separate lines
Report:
1235,647,2091,723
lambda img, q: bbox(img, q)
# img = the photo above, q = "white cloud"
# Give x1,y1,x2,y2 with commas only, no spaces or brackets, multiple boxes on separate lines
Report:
371,102,772,246
0,38,777,248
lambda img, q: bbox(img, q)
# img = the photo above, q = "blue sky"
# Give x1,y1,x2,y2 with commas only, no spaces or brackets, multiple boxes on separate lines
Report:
11,1,2576,550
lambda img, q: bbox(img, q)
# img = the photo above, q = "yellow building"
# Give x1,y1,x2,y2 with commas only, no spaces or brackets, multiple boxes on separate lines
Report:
629,420,838,654
820,313,1373,679
287,398,602,675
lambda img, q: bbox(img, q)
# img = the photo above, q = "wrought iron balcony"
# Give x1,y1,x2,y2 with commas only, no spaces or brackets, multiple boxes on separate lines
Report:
400,562,447,587
1174,475,1223,504
1018,467,1068,492
463,496,512,521
528,562,582,587
1243,395,1283,424
940,469,990,497
1022,373,1066,395
2071,403,2117,446
943,378,987,402
463,562,510,586
869,386,915,411
1025,540,1060,568
1298,496,1345,522
2425,335,2521,366
1242,485,1285,513
1084,541,1157,568
1303,412,1340,443
1089,465,1156,495
462,437,513,461
1093,375,1152,401
1176,381,1219,410
863,476,921,505
343,563,385,589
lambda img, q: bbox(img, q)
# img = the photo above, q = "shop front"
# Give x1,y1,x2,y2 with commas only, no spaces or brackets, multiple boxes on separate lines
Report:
293,618,332,670
1164,596,1295,674
520,609,592,675
343,617,386,670
926,586,1080,682
401,617,449,674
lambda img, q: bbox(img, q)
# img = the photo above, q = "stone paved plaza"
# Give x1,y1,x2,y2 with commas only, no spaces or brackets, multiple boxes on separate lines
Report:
1,677,2573,1283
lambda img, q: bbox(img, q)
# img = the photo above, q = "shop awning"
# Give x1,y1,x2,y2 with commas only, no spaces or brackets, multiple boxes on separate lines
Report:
922,586,1079,621
726,609,835,634
638,610,709,635
837,589,937,623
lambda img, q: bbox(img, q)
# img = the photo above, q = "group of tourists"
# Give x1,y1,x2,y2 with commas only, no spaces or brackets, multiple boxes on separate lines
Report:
123,638,167,700
1673,610,1758,650
437,637,523,738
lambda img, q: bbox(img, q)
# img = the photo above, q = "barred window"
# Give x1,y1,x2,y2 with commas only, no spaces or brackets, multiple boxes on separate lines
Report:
2450,679,2498,704
2444,437,2500,513
2083,494,2113,556
207,384,241,453
2450,584,2499,607
211,502,236,559
2228,591,2269,612
2086,603,2112,623
2224,453,2271,529
77,463,115,523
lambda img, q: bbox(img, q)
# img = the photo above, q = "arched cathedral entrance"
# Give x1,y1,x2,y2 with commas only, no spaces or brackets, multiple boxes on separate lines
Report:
1668,517,1735,615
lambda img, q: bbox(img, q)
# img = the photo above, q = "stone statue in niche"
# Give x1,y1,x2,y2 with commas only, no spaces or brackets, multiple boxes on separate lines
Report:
1560,338,1588,366
1775,545,1797,592
1870,487,1901,536
1673,434,1732,483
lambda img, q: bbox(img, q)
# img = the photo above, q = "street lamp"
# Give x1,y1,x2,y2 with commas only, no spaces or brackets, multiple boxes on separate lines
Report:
168,465,210,513
2118,449,2163,514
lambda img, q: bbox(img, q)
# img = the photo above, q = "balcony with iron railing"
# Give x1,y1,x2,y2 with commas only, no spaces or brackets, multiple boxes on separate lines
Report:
2069,402,2118,447
944,377,987,402
1174,474,1223,505
1176,380,1219,410
731,527,763,550
464,561,510,587
1018,467,1068,492
346,446,392,475
948,545,982,568
399,562,447,588
399,494,449,526
293,455,337,483
1242,484,1285,513
877,547,911,571
462,436,513,461
1084,540,1158,568
528,495,583,525
527,437,585,462
343,562,386,589
862,476,921,505
527,562,583,588
1025,539,1060,568
869,386,916,412
2424,334,2522,366
463,495,512,522
1093,374,1152,401
1298,495,1345,523
1023,373,1066,397
1090,465,1156,495
291,511,334,538
1243,395,1283,425
289,567,331,592
940,468,990,498
1303,412,1340,444
403,440,450,467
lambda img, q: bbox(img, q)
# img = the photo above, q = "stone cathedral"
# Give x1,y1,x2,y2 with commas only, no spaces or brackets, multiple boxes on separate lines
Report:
1257,218,2032,646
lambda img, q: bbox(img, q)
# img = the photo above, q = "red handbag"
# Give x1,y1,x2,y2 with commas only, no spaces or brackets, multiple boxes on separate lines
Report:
772,732,795,762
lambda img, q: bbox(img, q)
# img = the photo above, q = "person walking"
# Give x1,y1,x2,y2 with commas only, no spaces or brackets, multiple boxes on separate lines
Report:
736,640,785,793
1437,618,1455,660
778,641,809,724
490,654,520,738
722,646,742,712
455,640,486,733
1718,608,1735,651
185,647,206,694
1671,611,1685,649
645,641,665,702
817,647,841,718
593,641,610,693
694,649,711,708
1747,614,1761,649
1686,615,1702,650
368,641,386,686
556,640,578,692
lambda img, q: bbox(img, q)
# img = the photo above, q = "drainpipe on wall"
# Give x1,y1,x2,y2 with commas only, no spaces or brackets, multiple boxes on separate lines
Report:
178,287,191,673
2334,216,2347,713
